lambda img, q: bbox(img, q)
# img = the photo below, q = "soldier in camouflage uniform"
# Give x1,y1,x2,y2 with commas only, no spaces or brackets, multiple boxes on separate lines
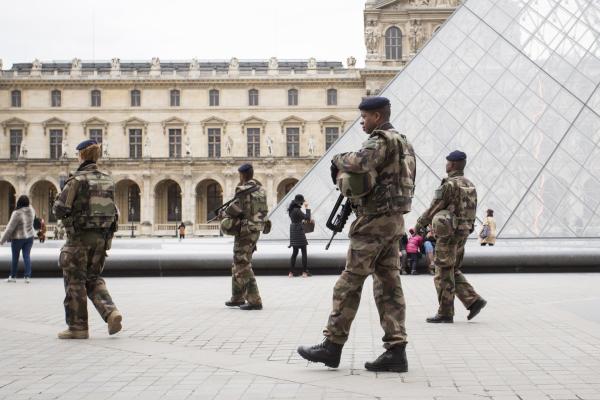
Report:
298,97,416,372
224,163,269,311
415,150,487,323
53,139,122,339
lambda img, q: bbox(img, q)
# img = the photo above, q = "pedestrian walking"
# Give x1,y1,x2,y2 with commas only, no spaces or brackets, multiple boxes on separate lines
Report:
479,209,496,246
37,218,46,243
178,222,186,241
415,150,487,323
406,228,423,275
288,194,312,277
53,139,122,339
1,195,36,283
297,96,416,372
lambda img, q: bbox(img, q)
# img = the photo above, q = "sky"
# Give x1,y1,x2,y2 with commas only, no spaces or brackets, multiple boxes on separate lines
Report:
0,0,367,68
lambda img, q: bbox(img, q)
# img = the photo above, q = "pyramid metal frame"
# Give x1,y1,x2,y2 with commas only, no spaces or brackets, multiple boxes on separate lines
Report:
265,0,600,241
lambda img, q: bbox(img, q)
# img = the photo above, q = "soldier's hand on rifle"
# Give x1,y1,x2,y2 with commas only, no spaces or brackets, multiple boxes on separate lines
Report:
330,162,339,185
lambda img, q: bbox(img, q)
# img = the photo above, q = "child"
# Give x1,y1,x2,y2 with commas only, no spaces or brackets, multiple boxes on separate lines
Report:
406,228,423,275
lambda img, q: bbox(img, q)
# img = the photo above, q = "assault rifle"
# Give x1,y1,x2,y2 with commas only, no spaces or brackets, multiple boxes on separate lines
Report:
325,193,353,250
207,185,260,223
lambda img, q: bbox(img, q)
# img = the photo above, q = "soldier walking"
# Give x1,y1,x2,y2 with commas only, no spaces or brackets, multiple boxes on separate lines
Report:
223,164,269,310
53,139,122,339
415,150,487,323
297,97,416,372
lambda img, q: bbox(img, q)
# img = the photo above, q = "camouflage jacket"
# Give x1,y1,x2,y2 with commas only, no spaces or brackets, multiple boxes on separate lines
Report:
417,170,478,232
332,123,416,215
53,162,119,234
226,179,268,230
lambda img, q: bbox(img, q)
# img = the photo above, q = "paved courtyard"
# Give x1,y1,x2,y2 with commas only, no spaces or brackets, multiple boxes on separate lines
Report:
0,273,599,400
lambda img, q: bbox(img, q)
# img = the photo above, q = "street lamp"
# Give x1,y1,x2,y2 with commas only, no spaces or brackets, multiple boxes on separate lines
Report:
130,207,135,238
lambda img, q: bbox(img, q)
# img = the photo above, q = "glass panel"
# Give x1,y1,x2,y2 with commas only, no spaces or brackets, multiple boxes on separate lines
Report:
493,169,527,211
446,130,482,159
393,109,423,142
520,127,557,163
443,88,476,125
494,71,527,103
545,148,582,187
569,168,600,212
465,0,494,18
573,106,600,145
511,192,553,236
583,213,600,236
508,54,539,86
423,73,456,106
406,56,437,87
511,147,543,186
467,147,504,185
560,127,595,165
530,171,567,213
564,69,595,101
485,127,521,165
485,5,514,34
583,147,600,180
540,216,576,237
470,20,499,51
425,108,460,146
458,71,492,105
554,192,594,236
463,108,497,144
439,54,472,86
514,88,548,124
501,217,534,238
408,90,440,125
477,192,512,233
413,127,445,165
550,88,583,123
387,75,420,105
534,106,572,143
480,89,512,124
475,53,506,86
528,71,562,104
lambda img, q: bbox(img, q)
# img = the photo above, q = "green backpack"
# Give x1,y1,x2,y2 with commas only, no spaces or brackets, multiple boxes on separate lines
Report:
72,171,117,230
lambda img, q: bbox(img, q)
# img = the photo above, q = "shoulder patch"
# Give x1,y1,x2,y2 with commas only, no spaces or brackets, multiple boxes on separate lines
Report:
362,136,381,150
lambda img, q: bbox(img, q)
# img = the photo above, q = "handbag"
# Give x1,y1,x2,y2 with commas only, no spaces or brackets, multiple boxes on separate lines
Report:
479,225,490,239
302,220,315,234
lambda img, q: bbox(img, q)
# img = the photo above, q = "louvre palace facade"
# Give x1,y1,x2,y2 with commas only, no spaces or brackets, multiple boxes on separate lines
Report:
0,0,457,236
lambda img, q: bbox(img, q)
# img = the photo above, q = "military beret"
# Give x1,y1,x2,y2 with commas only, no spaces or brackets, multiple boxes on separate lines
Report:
238,163,253,172
446,150,467,161
76,139,98,151
358,96,391,111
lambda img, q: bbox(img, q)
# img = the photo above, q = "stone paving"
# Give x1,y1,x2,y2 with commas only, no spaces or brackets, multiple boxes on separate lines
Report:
0,273,599,399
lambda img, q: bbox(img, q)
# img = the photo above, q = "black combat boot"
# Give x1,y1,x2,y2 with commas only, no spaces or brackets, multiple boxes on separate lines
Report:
426,314,453,323
225,300,245,307
297,339,343,368
239,303,262,310
364,343,408,372
467,298,487,320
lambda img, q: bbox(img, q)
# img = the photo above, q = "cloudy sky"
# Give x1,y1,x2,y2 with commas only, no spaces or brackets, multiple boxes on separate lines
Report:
0,0,366,68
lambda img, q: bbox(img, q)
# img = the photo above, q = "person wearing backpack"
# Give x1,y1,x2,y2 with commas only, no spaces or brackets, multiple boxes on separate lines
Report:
1,195,36,283
52,139,122,339
479,209,496,246
223,163,269,311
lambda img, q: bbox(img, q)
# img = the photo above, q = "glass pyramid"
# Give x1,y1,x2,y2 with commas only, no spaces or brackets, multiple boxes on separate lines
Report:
266,0,600,241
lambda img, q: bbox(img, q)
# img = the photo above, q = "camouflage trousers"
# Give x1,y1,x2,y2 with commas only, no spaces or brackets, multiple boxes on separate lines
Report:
324,213,407,348
434,232,481,317
59,231,117,331
231,230,262,305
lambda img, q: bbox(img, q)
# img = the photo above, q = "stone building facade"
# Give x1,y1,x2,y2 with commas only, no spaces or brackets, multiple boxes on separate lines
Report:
0,0,457,236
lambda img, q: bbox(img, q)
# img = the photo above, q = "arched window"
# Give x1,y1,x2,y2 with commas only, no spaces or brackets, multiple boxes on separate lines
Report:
130,89,141,107
11,90,21,107
170,89,180,107
385,26,402,60
249,89,259,106
51,89,61,107
288,88,298,106
327,88,337,106
206,183,223,221
91,89,101,107
209,89,219,106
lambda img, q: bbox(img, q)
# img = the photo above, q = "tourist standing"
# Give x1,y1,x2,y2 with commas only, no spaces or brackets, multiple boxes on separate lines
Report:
1,195,36,283
288,194,312,277
178,222,186,241
406,228,423,275
479,209,496,246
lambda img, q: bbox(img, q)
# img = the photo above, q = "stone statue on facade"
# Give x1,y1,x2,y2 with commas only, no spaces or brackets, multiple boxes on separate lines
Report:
268,57,278,70
308,136,316,156
144,135,151,158
20,144,27,159
151,57,160,69
71,58,81,70
266,136,274,156
225,136,233,156
347,56,357,68
189,58,199,71
185,135,192,157
410,19,424,53
307,57,317,69
411,0,430,6
102,138,109,158
111,58,120,70
31,59,42,76
61,136,69,159
365,20,380,56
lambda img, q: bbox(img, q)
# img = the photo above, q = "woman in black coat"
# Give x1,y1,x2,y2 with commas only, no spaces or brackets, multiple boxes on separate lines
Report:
288,194,311,277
